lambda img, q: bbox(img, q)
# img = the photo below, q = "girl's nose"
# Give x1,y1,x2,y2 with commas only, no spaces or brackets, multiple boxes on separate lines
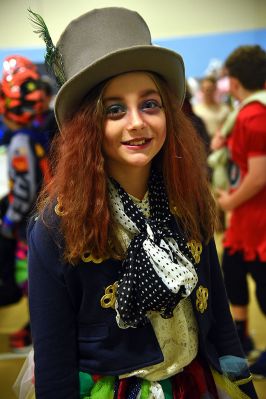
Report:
126,108,145,131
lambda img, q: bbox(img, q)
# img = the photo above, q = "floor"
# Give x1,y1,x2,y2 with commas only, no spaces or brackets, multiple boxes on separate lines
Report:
0,297,30,399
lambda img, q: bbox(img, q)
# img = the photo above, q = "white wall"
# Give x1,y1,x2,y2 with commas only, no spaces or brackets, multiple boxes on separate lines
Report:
0,0,266,48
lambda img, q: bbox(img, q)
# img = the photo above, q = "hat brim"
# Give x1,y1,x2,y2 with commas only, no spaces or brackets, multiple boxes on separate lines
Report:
54,45,185,129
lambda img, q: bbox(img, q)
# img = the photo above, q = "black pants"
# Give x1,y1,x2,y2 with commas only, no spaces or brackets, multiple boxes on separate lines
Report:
0,234,22,306
222,248,266,316
0,196,22,306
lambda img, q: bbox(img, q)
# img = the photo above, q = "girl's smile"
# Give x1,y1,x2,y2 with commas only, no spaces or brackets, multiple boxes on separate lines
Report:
121,137,152,149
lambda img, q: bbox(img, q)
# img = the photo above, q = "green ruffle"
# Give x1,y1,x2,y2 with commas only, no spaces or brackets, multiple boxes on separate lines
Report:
79,372,94,398
160,378,173,399
81,376,115,399
140,379,151,399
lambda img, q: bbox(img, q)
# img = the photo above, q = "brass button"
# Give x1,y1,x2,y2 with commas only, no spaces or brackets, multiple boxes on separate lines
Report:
187,240,202,264
81,252,107,264
196,285,208,313
100,283,118,309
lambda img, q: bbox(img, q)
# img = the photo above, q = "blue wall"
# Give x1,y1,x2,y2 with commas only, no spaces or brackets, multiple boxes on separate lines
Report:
155,28,266,78
0,47,45,69
0,28,265,79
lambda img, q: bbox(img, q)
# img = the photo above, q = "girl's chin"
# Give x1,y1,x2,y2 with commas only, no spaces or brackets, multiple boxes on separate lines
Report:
123,159,152,168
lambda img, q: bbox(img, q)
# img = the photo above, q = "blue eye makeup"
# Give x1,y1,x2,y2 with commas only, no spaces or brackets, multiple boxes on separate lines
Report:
104,97,163,120
105,104,126,118
141,99,162,112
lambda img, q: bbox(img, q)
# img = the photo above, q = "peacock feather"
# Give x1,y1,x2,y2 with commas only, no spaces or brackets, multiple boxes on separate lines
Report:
28,8,66,87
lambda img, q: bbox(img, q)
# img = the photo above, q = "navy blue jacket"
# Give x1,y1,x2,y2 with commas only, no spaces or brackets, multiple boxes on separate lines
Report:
28,213,257,399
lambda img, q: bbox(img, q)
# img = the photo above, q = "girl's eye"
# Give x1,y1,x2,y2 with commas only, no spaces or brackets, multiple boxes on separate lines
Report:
141,99,162,112
105,104,126,119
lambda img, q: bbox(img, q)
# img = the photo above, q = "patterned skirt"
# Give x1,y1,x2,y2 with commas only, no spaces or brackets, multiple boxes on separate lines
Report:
13,352,252,399
79,356,218,398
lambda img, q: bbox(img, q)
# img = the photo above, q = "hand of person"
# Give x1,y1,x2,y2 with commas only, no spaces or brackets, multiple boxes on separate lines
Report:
216,188,234,211
211,130,226,151
0,216,16,239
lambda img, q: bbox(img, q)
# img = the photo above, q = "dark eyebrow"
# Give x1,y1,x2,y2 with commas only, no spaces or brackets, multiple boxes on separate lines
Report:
103,96,122,103
103,89,160,103
140,89,160,98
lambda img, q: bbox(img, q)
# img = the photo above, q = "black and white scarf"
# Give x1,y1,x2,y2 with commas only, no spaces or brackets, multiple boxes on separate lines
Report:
108,171,198,329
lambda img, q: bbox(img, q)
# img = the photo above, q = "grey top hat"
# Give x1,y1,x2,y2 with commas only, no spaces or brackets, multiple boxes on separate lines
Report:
54,7,185,128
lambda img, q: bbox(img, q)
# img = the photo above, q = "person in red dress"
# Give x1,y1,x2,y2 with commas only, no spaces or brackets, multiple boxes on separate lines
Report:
217,45,266,378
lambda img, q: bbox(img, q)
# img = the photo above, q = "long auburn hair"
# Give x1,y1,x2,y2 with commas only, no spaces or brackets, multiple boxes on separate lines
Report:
39,73,217,263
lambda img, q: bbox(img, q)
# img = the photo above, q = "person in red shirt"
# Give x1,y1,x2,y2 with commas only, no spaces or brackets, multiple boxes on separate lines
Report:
217,45,266,378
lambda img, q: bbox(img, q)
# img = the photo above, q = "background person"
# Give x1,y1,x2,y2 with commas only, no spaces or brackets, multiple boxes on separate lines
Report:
0,55,50,352
193,76,230,139
182,82,210,157
216,45,266,378
35,76,58,147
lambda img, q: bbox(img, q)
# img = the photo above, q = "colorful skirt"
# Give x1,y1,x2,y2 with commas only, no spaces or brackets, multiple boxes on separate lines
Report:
13,352,252,399
79,357,218,398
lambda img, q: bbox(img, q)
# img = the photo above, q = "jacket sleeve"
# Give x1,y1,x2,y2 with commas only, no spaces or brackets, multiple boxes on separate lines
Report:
28,216,79,399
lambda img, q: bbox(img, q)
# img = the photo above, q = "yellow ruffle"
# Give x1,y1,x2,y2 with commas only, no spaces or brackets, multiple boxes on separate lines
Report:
211,368,253,399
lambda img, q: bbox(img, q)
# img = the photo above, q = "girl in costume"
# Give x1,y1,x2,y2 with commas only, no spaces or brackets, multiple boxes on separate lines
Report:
22,7,258,399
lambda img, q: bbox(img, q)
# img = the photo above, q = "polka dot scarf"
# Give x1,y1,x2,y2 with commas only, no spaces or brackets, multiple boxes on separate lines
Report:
108,171,198,329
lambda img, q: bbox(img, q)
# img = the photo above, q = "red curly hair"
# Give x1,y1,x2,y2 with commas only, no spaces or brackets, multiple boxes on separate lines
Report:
39,73,217,263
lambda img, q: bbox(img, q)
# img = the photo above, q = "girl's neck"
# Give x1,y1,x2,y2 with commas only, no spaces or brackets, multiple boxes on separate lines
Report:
108,165,151,200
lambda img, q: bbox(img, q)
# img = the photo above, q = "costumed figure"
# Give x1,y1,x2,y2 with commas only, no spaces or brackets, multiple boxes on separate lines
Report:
0,55,50,350
14,8,258,399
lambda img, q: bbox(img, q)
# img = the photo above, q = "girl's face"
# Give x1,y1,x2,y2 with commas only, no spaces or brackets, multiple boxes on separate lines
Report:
102,72,166,175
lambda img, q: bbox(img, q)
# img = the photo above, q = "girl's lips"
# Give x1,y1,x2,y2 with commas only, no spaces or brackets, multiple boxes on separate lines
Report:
121,138,152,146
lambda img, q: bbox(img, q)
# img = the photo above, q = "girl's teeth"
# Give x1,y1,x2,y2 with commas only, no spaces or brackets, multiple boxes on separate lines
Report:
128,139,146,145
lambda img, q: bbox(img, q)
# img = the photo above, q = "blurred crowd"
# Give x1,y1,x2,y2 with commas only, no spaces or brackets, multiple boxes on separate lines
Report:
0,44,266,379
184,45,266,380
0,55,57,352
